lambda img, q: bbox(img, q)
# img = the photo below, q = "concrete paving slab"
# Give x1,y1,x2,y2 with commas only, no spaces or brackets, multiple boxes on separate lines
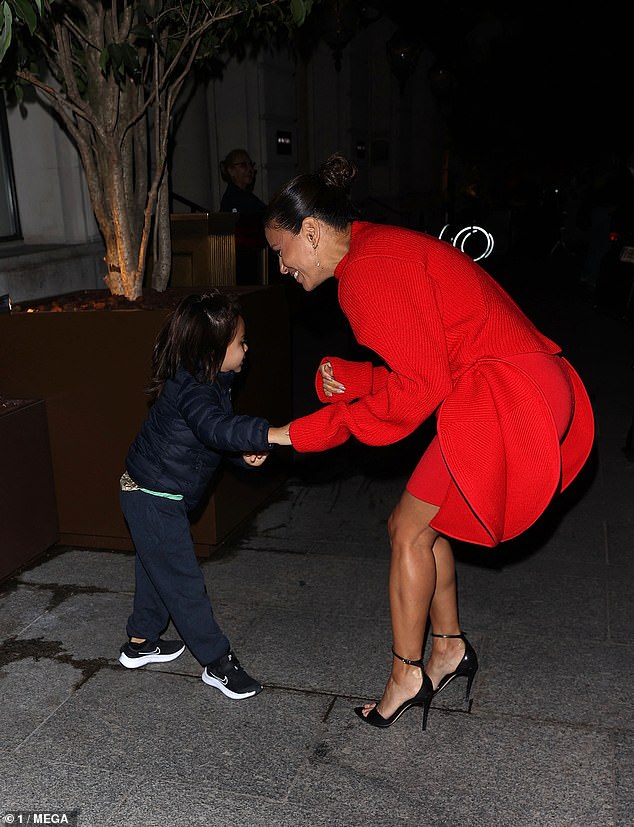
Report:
14,669,332,800
454,563,608,639
606,521,634,567
607,566,634,641
0,584,55,638
599,481,634,523
18,547,135,592
245,603,392,697
13,591,133,665
204,548,390,617
289,698,615,827
0,658,83,751
526,505,607,565
478,633,633,730
104,780,422,827
236,474,401,557
0,755,126,827
614,732,634,827
3,585,206,677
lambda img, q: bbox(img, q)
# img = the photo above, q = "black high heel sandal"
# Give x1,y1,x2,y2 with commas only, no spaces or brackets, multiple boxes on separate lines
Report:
430,632,478,702
354,649,433,730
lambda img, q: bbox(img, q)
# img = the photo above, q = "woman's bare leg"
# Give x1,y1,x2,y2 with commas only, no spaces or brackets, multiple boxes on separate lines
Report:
425,534,466,689
360,490,464,718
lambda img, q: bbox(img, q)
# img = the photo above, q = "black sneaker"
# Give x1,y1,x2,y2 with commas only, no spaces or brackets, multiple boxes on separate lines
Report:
119,638,185,669
202,650,263,699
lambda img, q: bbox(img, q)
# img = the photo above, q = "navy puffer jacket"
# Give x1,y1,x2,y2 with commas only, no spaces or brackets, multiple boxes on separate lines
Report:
126,367,271,510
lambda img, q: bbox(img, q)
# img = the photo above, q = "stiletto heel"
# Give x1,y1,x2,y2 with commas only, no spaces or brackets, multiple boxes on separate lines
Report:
430,632,478,704
354,649,433,730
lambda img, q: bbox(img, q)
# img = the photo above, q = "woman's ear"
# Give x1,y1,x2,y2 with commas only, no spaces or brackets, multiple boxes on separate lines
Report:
301,217,320,248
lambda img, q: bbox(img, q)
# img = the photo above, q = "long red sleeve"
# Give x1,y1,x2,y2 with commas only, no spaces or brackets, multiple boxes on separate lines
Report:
290,222,559,452
314,357,389,405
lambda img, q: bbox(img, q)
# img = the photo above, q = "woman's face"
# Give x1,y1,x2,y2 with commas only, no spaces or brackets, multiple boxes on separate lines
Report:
221,316,248,373
265,224,330,292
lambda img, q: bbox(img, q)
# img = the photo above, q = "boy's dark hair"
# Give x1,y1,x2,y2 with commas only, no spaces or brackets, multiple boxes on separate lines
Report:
147,291,241,400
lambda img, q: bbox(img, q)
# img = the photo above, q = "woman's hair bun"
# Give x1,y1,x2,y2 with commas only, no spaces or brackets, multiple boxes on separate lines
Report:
318,153,357,192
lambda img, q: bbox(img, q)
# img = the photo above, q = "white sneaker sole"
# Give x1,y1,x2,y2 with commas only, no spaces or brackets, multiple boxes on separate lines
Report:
201,669,261,700
119,644,185,669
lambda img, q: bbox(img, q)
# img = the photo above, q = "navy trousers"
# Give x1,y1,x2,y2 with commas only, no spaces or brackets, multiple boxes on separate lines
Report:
120,490,230,666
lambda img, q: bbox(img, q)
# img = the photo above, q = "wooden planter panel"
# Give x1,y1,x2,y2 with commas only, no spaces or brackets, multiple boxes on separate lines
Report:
0,399,59,581
0,285,291,555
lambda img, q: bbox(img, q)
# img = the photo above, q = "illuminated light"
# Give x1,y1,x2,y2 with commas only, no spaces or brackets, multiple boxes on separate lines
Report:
439,224,495,261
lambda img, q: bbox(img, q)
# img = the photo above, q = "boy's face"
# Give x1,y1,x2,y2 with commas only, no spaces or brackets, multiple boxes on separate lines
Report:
221,316,248,373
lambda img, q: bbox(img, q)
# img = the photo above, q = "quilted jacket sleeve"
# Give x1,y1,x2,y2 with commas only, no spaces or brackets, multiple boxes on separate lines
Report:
180,380,271,453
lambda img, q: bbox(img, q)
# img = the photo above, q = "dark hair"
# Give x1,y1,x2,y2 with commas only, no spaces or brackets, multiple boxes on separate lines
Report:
264,152,358,233
147,291,240,401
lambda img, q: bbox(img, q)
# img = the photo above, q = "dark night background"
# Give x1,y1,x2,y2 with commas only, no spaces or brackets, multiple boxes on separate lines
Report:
383,4,634,166
301,3,634,254
384,3,634,261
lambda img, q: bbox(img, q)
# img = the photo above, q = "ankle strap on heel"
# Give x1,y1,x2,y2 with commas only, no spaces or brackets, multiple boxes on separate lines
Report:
391,647,424,666
431,632,465,639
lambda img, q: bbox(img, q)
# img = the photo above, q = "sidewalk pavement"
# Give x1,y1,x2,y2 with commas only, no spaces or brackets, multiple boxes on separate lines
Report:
1,263,632,827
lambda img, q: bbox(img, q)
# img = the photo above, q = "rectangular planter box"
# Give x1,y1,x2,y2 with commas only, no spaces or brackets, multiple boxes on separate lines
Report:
0,285,292,555
0,398,59,582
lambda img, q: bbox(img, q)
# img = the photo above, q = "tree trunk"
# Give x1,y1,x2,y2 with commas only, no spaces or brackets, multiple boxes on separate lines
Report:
152,172,172,291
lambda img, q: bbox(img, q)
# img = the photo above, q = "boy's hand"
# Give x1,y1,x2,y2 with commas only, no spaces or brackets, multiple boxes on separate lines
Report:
243,452,269,466
319,361,345,397
268,425,292,446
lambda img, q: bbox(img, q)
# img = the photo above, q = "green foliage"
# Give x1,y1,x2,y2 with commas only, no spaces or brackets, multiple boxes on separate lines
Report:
0,0,38,62
11,0,38,33
99,41,142,82
0,6,12,65
0,1,315,87
0,0,316,100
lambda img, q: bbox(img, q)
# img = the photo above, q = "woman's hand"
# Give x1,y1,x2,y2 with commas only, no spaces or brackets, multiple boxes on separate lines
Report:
268,425,293,446
319,361,346,397
243,452,269,466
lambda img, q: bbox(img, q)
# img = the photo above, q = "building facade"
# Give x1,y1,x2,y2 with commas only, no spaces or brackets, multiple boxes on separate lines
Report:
0,17,445,303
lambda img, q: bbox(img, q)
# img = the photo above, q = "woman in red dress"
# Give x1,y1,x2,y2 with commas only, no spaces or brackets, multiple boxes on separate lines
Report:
264,154,594,730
